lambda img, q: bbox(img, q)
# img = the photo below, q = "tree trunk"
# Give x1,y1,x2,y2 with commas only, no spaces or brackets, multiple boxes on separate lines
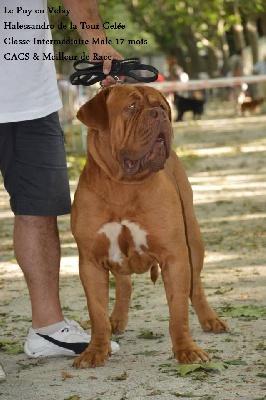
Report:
230,4,246,50
246,15,259,64
206,47,219,77
259,12,266,36
181,27,204,79
217,19,231,75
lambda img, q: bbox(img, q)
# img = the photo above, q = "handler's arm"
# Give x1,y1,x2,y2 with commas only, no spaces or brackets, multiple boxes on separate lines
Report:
62,0,123,83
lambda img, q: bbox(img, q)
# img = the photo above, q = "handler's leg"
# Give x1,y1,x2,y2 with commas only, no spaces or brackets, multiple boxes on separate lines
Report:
14,215,63,328
1,116,94,358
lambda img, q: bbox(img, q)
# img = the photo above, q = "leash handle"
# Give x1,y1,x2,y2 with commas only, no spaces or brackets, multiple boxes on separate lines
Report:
69,58,159,86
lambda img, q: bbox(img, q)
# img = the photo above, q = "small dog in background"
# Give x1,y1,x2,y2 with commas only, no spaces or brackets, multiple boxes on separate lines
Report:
174,92,205,121
239,97,264,114
237,85,264,115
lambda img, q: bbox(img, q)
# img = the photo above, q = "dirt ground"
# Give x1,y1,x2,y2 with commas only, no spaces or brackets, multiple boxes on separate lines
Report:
0,115,265,400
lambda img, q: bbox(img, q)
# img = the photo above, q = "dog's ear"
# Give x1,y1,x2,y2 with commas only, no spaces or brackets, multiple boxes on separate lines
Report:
77,87,112,131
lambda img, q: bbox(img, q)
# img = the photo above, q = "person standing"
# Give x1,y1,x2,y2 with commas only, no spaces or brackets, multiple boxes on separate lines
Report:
0,0,122,368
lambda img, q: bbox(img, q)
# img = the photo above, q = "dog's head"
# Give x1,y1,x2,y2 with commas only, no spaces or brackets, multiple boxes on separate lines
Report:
77,85,173,179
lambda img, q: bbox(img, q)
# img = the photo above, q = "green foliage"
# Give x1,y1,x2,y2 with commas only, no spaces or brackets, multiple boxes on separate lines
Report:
219,304,266,319
107,371,128,381
66,153,86,179
160,361,227,378
98,2,159,57
18,359,46,370
224,359,248,365
0,340,24,355
63,397,81,400
137,330,164,339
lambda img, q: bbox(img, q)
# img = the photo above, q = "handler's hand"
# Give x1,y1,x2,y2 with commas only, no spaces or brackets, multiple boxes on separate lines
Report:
87,41,124,86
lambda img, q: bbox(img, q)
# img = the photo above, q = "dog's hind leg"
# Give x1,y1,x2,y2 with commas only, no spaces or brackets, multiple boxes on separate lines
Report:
172,155,228,334
161,249,210,364
110,274,132,335
187,223,228,333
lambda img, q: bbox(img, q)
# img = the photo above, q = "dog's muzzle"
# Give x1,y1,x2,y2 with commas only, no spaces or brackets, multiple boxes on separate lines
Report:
122,131,170,175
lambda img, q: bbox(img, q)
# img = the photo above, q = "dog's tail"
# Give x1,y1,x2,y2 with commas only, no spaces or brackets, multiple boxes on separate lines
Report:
150,264,159,284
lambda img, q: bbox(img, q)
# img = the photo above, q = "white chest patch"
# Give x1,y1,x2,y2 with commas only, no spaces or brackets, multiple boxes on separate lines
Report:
97,220,148,264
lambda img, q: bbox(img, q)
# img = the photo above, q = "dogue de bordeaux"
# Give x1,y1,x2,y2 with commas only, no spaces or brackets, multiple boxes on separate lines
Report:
71,84,228,369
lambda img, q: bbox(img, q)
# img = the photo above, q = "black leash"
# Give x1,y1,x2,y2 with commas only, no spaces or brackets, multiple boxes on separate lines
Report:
69,58,158,86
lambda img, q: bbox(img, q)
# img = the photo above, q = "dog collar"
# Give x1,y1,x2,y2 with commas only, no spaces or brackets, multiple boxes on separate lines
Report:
69,58,158,86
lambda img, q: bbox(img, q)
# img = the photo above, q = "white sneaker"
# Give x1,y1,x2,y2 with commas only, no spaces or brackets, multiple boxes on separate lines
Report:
24,318,119,358
0,364,6,382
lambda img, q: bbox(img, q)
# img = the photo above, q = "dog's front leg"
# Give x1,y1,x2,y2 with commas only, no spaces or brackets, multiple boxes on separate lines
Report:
161,256,210,364
110,274,132,335
73,261,111,369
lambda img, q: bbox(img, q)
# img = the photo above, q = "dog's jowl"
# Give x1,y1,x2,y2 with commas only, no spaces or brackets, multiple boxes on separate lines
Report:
71,84,228,369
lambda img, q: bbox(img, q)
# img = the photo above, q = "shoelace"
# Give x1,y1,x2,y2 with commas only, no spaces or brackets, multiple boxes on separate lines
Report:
69,58,159,86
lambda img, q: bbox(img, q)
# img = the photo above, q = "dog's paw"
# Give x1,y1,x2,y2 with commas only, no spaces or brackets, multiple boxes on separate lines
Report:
173,344,210,364
110,318,127,335
73,348,110,369
201,317,229,334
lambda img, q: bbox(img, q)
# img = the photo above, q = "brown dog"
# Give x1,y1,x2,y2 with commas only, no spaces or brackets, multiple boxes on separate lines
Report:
240,97,264,113
71,84,228,369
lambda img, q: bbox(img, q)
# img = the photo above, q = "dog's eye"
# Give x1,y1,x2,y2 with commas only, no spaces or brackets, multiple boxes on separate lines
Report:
128,103,135,109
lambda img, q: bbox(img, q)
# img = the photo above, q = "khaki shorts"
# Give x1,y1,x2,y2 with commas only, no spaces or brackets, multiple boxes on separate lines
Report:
0,112,71,216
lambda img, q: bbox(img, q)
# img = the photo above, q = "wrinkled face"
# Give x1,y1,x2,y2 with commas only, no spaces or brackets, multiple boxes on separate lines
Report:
108,85,173,175
77,85,173,177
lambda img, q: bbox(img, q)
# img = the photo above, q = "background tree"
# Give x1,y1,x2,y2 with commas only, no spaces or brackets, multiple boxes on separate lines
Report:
48,0,159,74
48,0,266,78
107,0,266,77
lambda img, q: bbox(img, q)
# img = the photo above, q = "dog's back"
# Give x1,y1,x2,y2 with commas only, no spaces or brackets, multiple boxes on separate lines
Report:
174,93,205,121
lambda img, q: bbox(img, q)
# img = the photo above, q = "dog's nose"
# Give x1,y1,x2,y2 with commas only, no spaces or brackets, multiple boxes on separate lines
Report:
150,108,168,120
150,109,158,118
